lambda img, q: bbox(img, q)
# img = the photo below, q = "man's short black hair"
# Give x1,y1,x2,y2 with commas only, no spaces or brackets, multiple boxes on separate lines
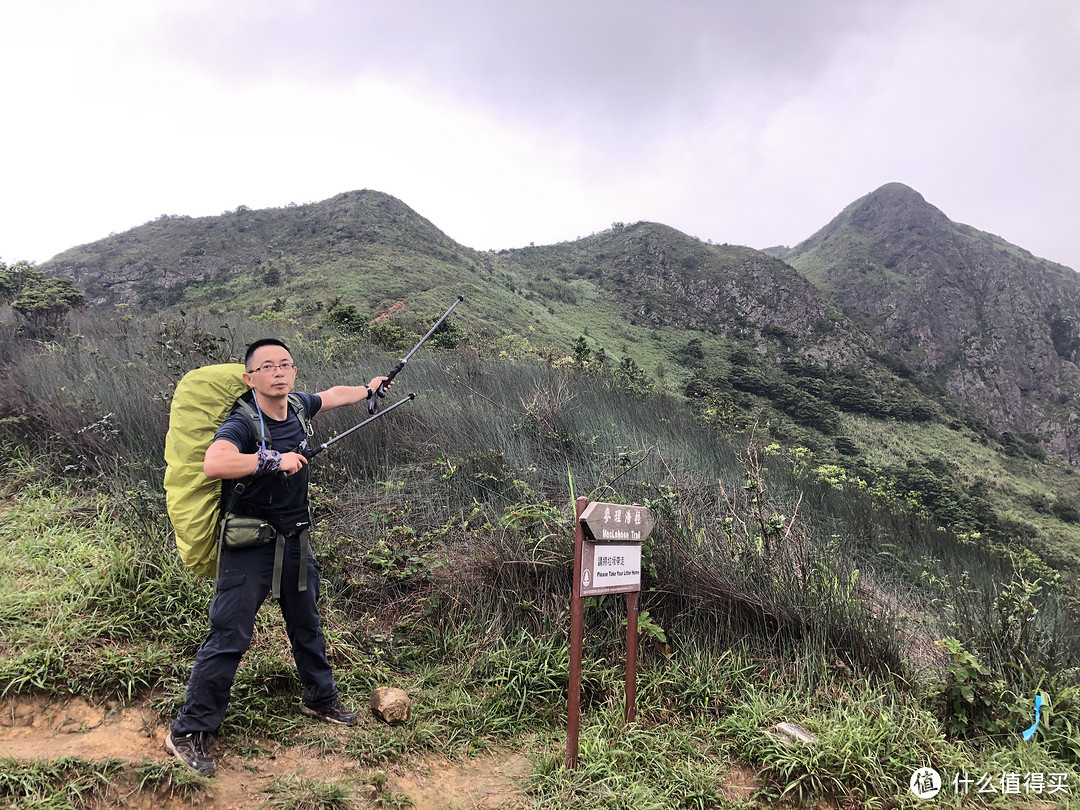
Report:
245,338,293,368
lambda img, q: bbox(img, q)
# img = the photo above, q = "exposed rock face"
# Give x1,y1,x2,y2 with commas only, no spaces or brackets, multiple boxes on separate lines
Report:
782,183,1080,465
566,223,872,367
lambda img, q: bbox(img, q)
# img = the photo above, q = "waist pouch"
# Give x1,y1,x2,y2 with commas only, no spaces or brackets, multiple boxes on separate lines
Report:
220,512,277,549
217,511,310,598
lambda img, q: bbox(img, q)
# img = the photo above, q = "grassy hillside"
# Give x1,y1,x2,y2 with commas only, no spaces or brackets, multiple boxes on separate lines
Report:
33,192,1080,606
2,310,1080,807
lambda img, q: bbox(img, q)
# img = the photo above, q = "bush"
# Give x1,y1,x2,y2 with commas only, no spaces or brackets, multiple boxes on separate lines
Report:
1053,500,1080,524
830,384,890,417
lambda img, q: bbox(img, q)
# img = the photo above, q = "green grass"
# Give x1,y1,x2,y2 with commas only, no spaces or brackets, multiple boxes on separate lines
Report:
1,473,1078,807
839,412,1080,574
0,757,126,809
262,775,367,810
133,758,212,801
0,757,212,808
0,472,1070,798
0,481,208,698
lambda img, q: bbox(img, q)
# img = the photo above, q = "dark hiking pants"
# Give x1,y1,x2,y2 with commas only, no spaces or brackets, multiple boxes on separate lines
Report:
172,533,337,736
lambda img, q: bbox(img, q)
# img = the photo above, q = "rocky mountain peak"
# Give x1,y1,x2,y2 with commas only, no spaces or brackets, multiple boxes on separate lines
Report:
792,182,951,259
783,185,1080,466
846,182,945,230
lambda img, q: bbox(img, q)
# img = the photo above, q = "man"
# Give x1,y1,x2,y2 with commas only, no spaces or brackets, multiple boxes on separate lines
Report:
165,338,390,776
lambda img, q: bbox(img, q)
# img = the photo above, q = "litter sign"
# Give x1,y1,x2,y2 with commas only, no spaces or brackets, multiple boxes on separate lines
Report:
580,542,642,596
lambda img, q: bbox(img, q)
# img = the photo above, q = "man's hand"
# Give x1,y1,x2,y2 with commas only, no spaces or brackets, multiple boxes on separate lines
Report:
279,451,309,476
368,375,392,396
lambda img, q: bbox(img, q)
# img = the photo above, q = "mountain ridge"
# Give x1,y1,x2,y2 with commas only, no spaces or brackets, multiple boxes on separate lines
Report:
40,182,1080,466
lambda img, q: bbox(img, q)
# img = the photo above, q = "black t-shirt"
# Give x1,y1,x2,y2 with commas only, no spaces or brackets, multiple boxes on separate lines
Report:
214,392,322,535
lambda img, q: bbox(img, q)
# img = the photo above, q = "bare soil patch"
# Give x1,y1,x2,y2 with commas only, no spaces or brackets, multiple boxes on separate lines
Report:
1,695,528,808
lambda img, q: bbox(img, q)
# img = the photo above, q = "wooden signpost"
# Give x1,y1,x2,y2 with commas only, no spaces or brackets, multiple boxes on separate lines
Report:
566,496,655,769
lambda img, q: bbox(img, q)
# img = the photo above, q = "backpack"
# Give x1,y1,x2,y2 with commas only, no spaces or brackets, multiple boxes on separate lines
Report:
164,363,310,577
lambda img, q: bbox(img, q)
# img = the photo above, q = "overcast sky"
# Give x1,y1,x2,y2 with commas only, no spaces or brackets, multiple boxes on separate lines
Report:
2,0,1077,271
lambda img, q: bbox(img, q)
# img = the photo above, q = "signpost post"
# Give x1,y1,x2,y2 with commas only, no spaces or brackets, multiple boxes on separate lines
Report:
566,497,587,770
566,497,655,769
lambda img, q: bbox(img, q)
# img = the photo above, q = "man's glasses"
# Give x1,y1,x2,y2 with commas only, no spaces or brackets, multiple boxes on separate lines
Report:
247,362,297,374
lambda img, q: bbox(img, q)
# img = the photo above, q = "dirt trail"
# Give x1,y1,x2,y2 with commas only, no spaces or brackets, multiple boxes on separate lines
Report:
0,696,529,808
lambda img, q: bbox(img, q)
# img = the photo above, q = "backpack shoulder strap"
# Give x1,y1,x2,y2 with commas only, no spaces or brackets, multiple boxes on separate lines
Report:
232,393,271,449
231,392,313,450
288,392,313,438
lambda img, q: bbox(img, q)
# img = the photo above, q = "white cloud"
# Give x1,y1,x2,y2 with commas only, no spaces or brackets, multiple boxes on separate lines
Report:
1,0,1077,270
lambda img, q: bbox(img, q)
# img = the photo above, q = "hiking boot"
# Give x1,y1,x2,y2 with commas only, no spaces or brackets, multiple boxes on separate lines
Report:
164,730,216,776
301,696,358,726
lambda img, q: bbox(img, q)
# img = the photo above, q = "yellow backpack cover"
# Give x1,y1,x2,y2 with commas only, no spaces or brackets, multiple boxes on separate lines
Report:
164,363,249,577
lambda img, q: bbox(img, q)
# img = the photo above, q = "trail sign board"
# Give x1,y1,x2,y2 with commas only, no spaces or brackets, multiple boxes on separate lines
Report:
576,502,654,598
579,501,654,543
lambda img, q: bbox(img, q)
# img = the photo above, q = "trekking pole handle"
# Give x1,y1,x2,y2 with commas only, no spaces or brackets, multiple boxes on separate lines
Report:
368,363,404,415
382,359,407,388
278,446,311,482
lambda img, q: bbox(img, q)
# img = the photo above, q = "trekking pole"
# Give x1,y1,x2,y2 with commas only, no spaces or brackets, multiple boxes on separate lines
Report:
313,392,416,459
280,393,416,481
370,295,464,414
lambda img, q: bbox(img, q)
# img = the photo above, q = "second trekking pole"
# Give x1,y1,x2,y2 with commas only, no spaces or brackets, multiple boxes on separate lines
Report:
369,295,464,414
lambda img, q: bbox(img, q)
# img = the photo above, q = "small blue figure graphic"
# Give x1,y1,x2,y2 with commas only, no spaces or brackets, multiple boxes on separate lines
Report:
1022,694,1043,741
